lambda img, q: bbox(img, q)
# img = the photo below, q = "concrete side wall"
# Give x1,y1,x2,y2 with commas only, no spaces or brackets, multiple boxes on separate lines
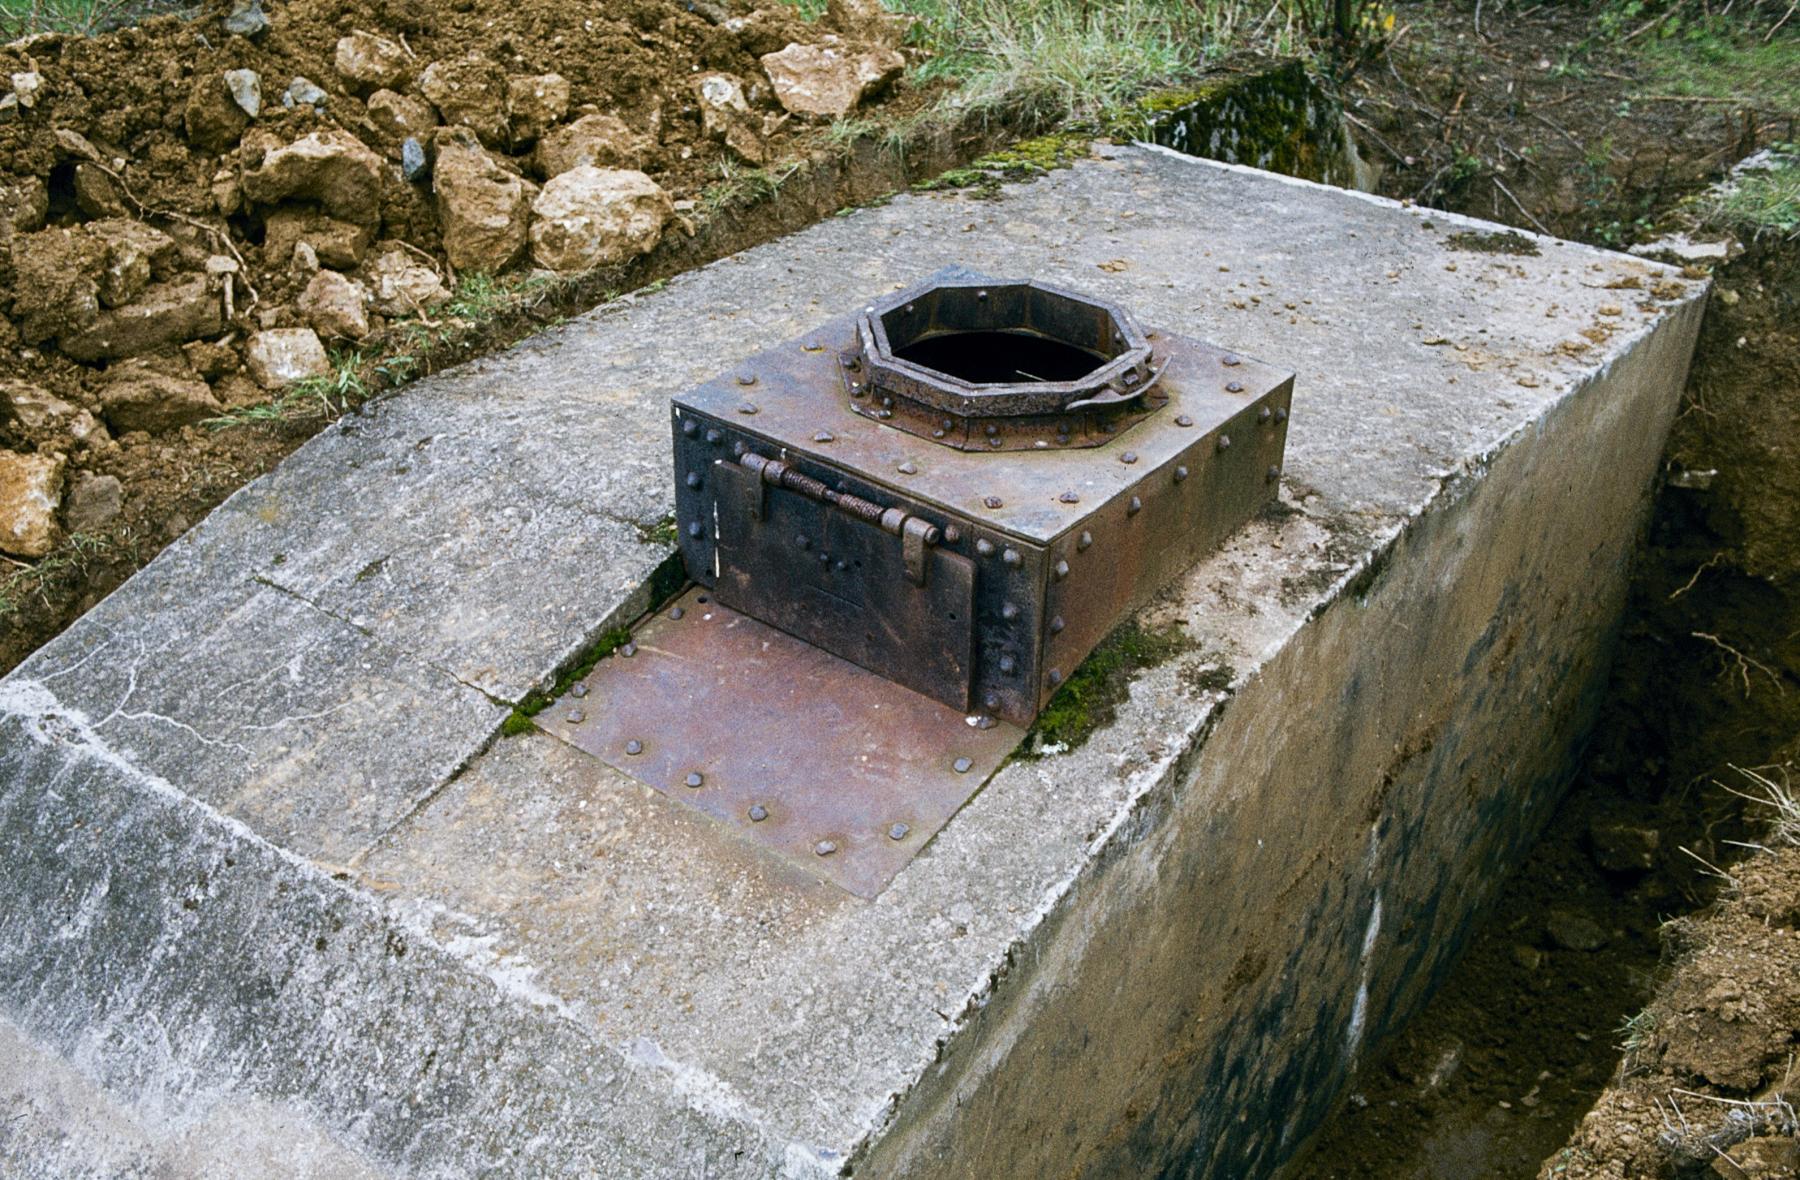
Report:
862,303,1705,1178
0,693,797,1180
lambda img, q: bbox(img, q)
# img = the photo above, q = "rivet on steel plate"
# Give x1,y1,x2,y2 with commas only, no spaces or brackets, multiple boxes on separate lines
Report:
803,340,823,352
941,418,954,431
796,534,810,549
1128,496,1143,515
1218,435,1232,451
1275,407,1289,423
943,525,961,543
998,655,1016,674
1001,601,1018,620
982,694,1000,711
815,840,838,857
624,739,643,755
987,436,1002,448
1077,531,1092,551
1175,414,1194,427
1050,615,1065,634
1222,354,1242,366
736,372,757,386
905,303,916,314
1175,466,1189,482
1002,549,1022,567
1048,668,1064,687
685,772,704,788
620,642,638,658
975,713,998,729
898,461,918,475
1053,559,1070,581
686,521,703,538
1259,406,1273,423
953,757,974,774
682,419,698,436
880,396,894,409
1059,490,1079,504
669,606,685,620
985,423,999,436
1226,381,1244,393
738,403,758,415
814,430,834,443
983,496,1004,510
705,428,722,445
748,804,769,822
888,823,910,841
565,708,584,724
1267,465,1282,483
932,429,946,439
977,289,989,301
1120,451,1138,465
976,538,996,557
685,472,702,489
571,683,589,698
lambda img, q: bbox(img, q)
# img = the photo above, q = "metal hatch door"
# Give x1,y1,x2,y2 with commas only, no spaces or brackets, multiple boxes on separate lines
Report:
710,456,978,711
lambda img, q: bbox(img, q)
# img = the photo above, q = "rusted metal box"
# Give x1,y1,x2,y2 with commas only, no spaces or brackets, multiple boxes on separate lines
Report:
671,268,1293,727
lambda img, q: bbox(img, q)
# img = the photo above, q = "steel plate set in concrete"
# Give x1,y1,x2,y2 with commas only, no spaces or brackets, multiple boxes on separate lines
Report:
0,146,1704,1178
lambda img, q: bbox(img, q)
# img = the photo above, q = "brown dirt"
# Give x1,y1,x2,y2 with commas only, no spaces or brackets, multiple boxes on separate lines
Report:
0,0,995,674
1297,4,1800,1177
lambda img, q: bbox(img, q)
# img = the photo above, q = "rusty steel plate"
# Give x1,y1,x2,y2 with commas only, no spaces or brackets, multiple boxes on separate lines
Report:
538,587,1024,898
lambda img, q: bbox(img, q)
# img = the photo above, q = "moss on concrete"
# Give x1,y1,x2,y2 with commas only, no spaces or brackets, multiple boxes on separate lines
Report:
1022,619,1196,757
500,627,633,737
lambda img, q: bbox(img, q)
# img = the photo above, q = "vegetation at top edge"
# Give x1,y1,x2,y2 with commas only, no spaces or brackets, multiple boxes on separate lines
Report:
499,627,634,737
1020,619,1195,757
0,0,188,37
880,0,1392,127
1610,3,1800,114
1698,149,1800,239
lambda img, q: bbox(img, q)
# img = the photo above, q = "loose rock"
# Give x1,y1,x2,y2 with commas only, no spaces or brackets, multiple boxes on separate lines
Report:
245,328,331,388
63,472,123,534
1,177,48,233
224,68,262,118
759,37,904,118
1546,910,1609,952
367,89,437,149
506,73,570,145
98,362,223,434
300,270,371,340
534,113,648,179
89,219,177,309
433,130,531,273
263,209,372,271
72,164,128,220
222,0,269,39
401,138,429,183
12,227,104,345
1589,820,1660,873
694,73,765,163
11,71,43,110
284,77,329,110
335,31,411,93
0,450,65,559
1,380,75,432
419,55,510,148
185,73,251,152
528,166,672,273
242,130,385,225
365,245,449,316
60,275,223,363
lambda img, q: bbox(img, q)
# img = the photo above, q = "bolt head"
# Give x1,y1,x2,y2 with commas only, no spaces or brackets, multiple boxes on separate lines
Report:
1048,667,1064,687
687,521,703,538
1050,615,1065,634
976,538,996,557
1128,496,1142,515
685,771,704,788
1059,490,1079,504
565,708,584,724
814,430,835,443
898,461,918,475
888,823,911,841
669,607,685,620
736,372,757,386
953,757,973,774
685,472,702,489
705,429,722,445
1222,354,1242,366
1120,451,1138,465
1275,407,1289,423
624,739,643,755
1258,406,1273,423
748,804,769,822
1053,559,1070,580
983,496,1004,510
1175,465,1189,482
1002,548,1022,567
571,683,589,698
1218,435,1232,451
1000,601,1018,620
1226,381,1244,393
738,403,758,415
814,840,838,857
682,419,698,437
998,654,1016,674
1077,531,1092,551
1175,414,1194,427
620,642,638,658
1267,465,1281,483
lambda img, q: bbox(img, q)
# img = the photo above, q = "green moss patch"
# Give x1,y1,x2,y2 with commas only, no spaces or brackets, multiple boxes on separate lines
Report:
1022,619,1196,757
1445,229,1542,256
499,627,633,737
912,132,1092,197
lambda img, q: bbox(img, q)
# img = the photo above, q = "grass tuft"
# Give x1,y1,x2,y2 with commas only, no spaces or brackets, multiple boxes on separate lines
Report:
1698,150,1800,240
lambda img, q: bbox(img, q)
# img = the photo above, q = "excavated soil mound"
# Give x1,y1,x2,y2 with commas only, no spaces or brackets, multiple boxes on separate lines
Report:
0,0,912,670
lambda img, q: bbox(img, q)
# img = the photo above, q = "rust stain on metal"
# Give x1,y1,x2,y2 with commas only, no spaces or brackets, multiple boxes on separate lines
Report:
539,587,1023,898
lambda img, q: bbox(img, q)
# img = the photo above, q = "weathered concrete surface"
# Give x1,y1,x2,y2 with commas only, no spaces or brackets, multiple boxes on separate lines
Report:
0,146,1705,1178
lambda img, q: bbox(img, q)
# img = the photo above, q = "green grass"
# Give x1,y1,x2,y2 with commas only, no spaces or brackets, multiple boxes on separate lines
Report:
1698,150,1800,239
1634,17,1800,112
499,627,634,736
0,531,126,621
204,348,369,430
890,0,1286,123
0,0,186,37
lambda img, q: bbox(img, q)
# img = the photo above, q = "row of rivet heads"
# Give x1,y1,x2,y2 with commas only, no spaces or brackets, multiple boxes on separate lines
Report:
559,602,980,858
